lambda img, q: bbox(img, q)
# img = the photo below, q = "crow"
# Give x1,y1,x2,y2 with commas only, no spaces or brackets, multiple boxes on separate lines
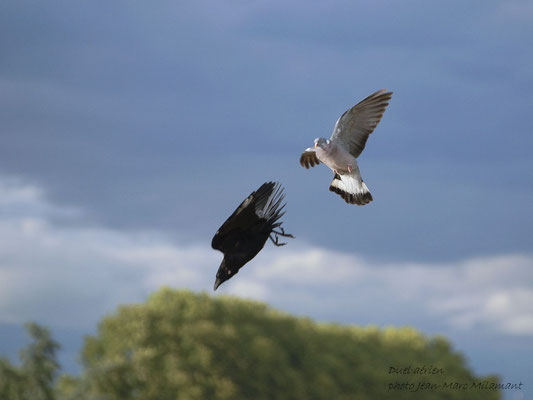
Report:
211,182,293,290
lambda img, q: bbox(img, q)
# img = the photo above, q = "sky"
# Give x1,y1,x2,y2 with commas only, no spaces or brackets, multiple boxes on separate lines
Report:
1,0,532,398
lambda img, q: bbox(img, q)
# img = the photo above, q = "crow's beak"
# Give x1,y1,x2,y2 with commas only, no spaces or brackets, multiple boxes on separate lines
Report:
213,259,225,291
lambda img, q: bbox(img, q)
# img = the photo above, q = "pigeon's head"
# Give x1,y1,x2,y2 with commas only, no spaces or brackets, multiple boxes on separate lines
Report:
213,258,236,290
314,137,331,150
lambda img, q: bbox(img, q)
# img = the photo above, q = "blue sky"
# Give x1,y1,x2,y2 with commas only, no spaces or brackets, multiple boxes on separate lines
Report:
1,0,532,397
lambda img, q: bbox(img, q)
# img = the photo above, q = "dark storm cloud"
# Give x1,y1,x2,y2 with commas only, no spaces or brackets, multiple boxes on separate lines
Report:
0,0,532,260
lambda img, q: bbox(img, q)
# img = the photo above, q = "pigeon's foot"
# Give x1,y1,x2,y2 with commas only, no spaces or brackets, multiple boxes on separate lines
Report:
348,164,353,173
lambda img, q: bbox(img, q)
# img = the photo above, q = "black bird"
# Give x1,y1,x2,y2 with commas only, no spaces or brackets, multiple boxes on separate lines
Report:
211,182,293,290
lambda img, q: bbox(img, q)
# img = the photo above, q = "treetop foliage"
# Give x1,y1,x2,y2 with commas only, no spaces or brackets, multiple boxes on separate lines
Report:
74,288,501,400
1,289,501,400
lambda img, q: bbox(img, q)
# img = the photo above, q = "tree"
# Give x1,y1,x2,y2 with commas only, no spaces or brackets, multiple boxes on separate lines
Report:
0,291,502,399
0,323,60,400
63,288,501,400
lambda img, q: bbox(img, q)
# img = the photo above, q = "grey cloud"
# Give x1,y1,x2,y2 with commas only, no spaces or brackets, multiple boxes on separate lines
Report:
1,175,531,337
0,0,532,263
0,175,531,386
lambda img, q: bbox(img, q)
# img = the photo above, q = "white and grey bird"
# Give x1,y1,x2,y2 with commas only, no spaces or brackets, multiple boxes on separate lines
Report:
299,89,393,205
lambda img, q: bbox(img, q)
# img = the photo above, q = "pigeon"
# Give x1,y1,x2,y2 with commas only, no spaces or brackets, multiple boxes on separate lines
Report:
211,182,293,290
300,89,393,205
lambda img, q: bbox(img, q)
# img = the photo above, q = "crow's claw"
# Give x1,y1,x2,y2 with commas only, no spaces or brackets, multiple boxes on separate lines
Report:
271,227,294,238
269,234,287,247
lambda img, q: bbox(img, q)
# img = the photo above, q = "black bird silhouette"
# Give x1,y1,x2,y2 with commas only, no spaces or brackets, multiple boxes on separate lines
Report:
211,182,293,290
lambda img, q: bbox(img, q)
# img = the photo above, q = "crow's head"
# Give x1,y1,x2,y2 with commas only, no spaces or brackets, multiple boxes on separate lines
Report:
213,258,237,290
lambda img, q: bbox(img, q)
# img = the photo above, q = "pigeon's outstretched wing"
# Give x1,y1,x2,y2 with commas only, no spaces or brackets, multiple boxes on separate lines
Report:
330,89,393,158
299,148,320,169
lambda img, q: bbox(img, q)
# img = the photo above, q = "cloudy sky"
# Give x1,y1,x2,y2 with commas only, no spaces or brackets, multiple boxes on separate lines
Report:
1,0,532,396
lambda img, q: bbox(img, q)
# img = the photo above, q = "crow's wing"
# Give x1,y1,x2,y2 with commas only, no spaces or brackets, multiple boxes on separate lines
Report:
256,182,286,226
330,89,392,158
211,182,276,250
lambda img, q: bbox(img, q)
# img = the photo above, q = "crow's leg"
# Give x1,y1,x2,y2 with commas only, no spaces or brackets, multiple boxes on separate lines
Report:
269,234,287,247
271,227,294,238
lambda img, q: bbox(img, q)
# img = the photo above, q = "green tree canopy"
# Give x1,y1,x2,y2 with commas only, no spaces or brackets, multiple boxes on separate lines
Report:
60,288,500,400
0,323,60,400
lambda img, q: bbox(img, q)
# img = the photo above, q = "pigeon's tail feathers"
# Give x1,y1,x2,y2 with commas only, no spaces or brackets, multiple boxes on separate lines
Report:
257,182,287,225
329,174,373,205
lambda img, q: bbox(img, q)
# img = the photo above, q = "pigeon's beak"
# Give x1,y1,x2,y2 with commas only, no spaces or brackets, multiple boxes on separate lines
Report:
314,142,318,148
